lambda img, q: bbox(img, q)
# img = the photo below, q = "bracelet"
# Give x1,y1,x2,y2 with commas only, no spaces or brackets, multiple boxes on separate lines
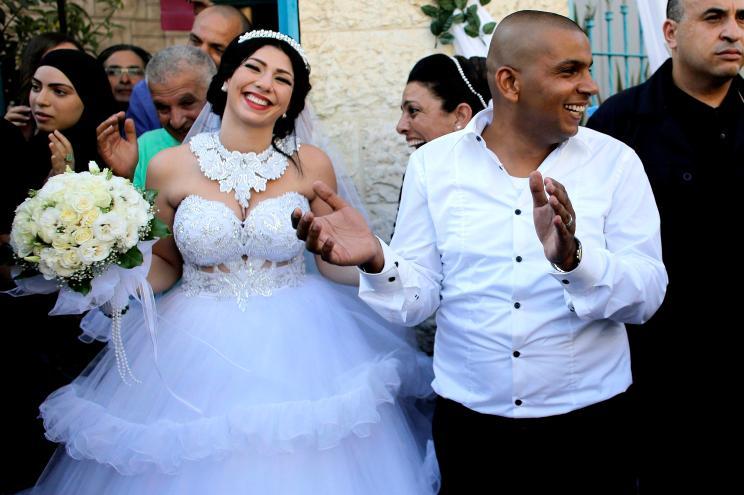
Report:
550,237,582,273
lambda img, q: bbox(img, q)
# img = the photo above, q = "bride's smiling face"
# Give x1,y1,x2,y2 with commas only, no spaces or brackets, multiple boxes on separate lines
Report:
224,45,294,127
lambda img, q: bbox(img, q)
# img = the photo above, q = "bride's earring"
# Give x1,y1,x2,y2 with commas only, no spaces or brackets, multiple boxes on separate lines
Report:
282,113,287,119
454,123,462,130
221,82,228,92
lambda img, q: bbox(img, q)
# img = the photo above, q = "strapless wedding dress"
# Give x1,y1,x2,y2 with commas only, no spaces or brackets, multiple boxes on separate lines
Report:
30,190,437,494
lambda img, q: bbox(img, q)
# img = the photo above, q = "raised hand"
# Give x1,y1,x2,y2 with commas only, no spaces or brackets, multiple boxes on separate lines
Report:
96,111,138,178
4,104,32,127
48,130,75,175
529,171,578,270
292,181,383,270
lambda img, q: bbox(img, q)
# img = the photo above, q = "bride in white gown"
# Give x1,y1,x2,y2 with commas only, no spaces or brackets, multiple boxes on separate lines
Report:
31,30,438,494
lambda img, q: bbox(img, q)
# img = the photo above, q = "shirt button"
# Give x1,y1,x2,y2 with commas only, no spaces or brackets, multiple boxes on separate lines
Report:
561,279,569,284
720,132,726,140
515,209,522,215
682,172,692,181
476,136,482,142
516,256,523,262
388,276,396,282
514,302,521,309
515,399,523,406
394,261,399,267
513,350,521,358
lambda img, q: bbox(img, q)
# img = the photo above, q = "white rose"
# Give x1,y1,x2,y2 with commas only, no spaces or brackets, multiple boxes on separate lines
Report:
71,227,93,245
109,176,131,190
66,191,96,213
38,260,57,279
10,226,35,257
122,223,141,249
38,206,60,229
79,208,101,227
92,188,112,208
51,234,73,251
59,206,80,226
127,206,150,229
37,207,61,244
78,240,111,264
59,248,83,270
53,264,76,278
38,177,65,199
38,248,61,279
88,161,101,174
92,212,127,242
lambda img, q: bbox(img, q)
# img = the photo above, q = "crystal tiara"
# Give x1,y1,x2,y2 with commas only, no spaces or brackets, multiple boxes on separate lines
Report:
450,56,487,110
239,29,310,71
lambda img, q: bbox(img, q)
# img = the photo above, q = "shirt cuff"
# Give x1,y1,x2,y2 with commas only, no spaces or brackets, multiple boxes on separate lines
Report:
358,239,404,293
549,243,603,293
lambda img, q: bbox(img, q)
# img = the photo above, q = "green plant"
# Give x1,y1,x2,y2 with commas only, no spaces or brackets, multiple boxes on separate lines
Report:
0,0,123,108
421,0,496,47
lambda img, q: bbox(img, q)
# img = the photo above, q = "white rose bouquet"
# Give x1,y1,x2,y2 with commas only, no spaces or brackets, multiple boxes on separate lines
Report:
10,161,168,294
8,161,169,384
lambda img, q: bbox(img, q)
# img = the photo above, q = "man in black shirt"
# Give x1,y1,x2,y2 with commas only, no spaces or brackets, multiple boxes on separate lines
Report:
587,1,743,492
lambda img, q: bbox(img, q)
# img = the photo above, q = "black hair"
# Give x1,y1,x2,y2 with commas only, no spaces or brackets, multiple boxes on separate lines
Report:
206,34,311,166
407,53,489,114
667,0,684,22
97,44,152,67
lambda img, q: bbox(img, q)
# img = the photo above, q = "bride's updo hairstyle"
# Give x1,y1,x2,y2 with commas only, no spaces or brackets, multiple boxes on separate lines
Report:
207,30,311,143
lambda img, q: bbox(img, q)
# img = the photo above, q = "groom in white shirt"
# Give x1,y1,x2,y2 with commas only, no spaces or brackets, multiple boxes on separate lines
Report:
294,10,666,494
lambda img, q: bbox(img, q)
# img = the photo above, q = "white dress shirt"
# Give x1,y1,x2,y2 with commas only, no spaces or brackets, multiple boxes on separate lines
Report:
359,107,667,418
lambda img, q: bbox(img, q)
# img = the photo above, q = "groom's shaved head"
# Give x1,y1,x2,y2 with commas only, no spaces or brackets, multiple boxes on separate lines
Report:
487,10,585,73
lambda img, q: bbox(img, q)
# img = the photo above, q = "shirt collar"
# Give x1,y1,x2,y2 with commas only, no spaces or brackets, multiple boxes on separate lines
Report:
464,100,592,156
465,100,494,137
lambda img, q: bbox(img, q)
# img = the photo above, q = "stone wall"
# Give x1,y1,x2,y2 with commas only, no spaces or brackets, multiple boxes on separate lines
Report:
94,0,567,238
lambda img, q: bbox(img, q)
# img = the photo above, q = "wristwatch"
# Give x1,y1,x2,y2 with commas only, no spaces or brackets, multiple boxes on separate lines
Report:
551,237,582,273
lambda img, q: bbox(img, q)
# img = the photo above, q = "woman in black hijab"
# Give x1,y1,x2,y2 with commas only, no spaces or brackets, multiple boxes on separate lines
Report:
0,49,114,492
27,49,117,185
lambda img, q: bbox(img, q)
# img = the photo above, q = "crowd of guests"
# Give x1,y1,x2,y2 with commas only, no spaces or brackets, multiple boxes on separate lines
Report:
0,0,741,493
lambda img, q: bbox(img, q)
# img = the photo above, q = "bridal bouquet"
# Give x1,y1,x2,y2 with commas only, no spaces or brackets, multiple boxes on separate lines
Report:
8,162,169,384
10,161,167,294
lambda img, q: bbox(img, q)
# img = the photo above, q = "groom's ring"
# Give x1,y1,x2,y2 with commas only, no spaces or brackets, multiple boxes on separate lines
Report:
565,214,574,228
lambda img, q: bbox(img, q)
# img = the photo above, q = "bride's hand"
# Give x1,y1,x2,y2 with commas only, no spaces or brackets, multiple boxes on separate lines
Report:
292,181,383,270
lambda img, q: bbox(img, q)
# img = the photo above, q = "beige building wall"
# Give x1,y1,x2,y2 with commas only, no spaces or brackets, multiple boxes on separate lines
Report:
92,0,567,238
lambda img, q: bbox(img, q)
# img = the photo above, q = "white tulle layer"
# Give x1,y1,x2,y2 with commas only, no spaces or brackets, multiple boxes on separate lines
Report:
33,275,438,494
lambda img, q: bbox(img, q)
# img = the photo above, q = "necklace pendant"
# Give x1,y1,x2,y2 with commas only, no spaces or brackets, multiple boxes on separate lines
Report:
191,132,299,209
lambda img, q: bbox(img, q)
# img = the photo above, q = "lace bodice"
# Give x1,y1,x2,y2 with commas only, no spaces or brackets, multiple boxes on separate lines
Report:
173,193,309,308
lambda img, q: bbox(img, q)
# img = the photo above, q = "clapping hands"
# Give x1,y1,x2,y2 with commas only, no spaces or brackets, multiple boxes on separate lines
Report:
529,171,579,271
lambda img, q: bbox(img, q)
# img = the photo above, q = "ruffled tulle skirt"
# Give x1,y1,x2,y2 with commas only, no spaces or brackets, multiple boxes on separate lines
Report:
30,275,438,494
